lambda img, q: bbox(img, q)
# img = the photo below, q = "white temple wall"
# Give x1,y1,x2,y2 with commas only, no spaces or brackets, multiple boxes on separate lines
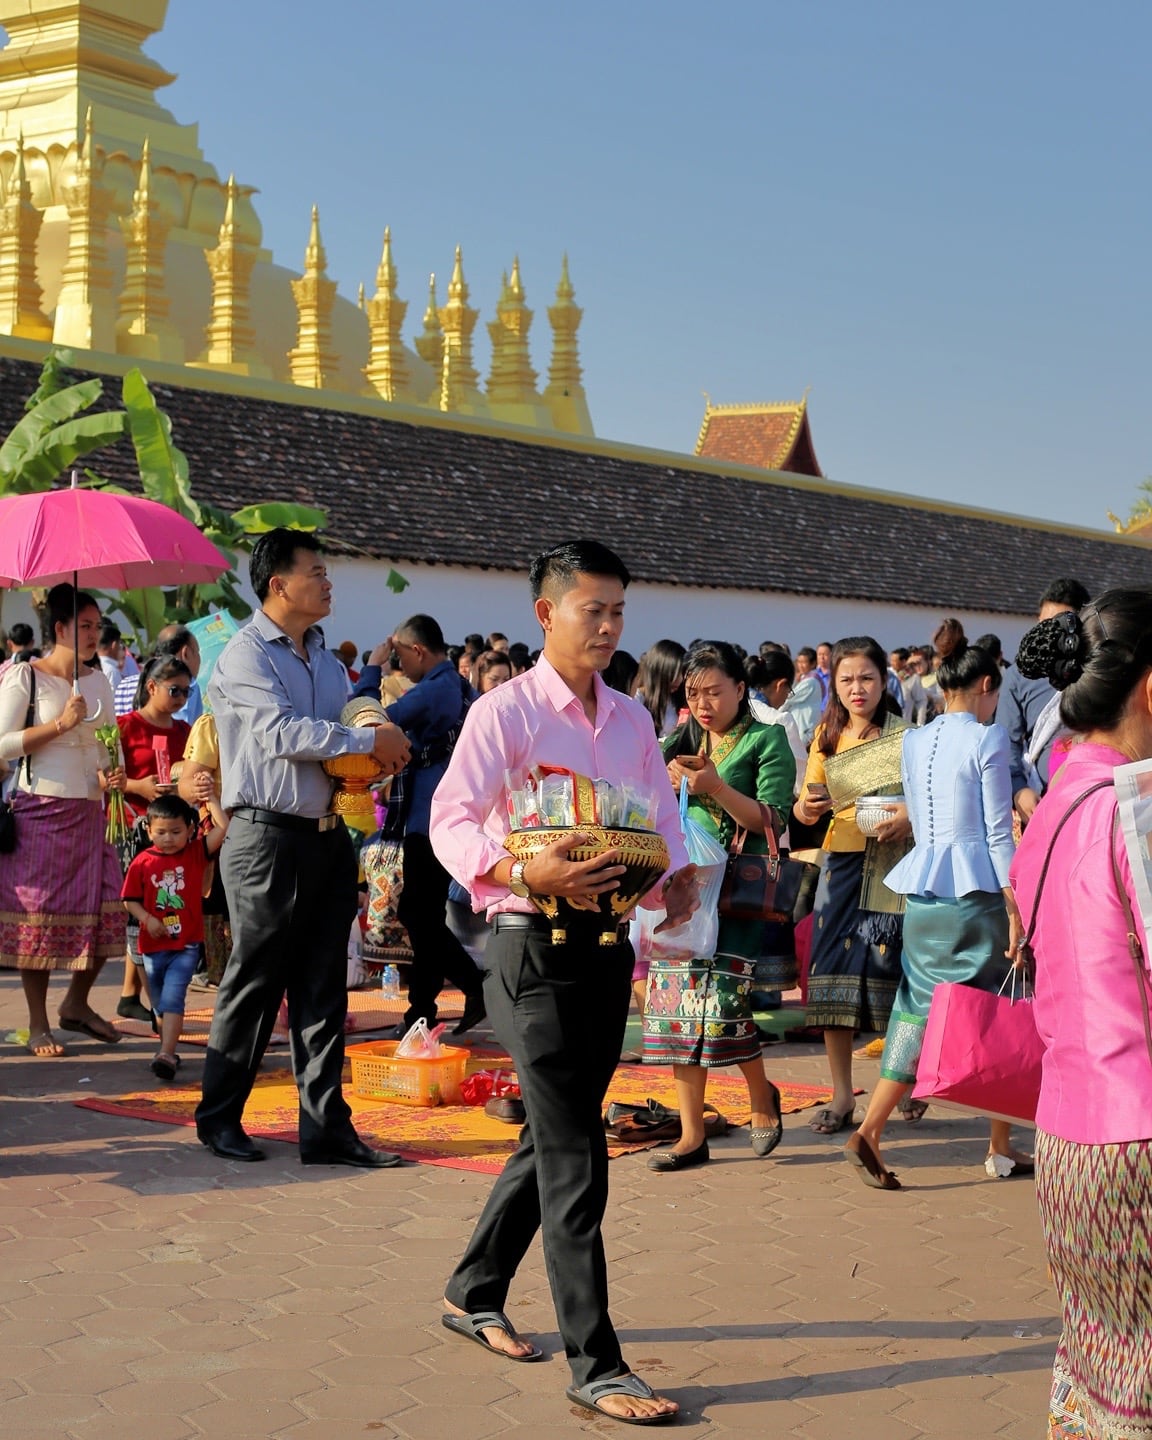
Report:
320,559,1034,660
0,558,1034,660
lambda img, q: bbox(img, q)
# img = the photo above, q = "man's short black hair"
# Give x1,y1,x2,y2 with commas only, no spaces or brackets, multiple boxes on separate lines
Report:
250,528,323,603
98,619,122,648
394,613,446,653
797,646,816,663
529,540,631,600
146,793,198,827
8,622,33,647
1039,577,1090,613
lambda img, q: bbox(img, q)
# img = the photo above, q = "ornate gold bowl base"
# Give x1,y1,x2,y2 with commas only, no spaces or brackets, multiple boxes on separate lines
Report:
504,826,670,946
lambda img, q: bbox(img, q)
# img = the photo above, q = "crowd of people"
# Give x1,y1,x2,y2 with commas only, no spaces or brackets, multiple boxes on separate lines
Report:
0,547,1148,1434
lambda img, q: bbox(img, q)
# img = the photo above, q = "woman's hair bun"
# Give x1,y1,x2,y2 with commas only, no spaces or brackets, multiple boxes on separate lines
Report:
1014,612,1085,690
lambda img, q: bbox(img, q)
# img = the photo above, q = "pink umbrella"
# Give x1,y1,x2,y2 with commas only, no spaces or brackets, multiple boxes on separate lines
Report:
0,477,230,702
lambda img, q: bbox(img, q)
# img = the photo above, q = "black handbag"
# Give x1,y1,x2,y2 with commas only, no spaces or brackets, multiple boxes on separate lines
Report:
718,801,811,923
0,668,36,856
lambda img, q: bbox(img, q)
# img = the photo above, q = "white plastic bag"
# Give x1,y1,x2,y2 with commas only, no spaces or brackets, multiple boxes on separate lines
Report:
635,779,727,962
395,1017,446,1058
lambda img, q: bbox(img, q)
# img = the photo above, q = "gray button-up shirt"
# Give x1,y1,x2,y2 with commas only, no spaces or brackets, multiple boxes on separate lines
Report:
209,609,375,818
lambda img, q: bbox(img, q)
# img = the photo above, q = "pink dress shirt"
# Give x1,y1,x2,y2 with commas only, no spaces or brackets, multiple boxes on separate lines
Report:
429,654,689,918
1010,741,1152,1144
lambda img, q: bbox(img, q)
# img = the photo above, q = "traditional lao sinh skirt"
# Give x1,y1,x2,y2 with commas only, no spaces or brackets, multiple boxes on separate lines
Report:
641,910,764,1068
1037,1131,1152,1439
0,793,124,971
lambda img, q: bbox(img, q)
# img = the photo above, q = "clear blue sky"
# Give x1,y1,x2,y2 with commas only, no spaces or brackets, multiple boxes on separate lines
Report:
150,0,1149,533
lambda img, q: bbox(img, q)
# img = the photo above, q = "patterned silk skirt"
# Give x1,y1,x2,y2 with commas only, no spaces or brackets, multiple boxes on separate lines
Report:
880,891,1010,1083
642,948,762,1068
0,793,124,972
1037,1130,1152,1439
804,851,902,1033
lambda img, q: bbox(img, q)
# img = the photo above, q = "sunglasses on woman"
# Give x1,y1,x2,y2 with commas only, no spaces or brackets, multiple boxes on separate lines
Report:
164,685,190,699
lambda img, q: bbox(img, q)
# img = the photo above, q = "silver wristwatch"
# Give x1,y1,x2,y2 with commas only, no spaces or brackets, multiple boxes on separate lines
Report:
508,860,531,899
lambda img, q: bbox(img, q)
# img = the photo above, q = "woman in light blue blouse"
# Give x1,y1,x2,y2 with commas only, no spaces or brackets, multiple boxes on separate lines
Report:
844,639,1026,1190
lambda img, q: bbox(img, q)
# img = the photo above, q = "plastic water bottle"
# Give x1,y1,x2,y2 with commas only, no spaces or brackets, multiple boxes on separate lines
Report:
380,964,400,999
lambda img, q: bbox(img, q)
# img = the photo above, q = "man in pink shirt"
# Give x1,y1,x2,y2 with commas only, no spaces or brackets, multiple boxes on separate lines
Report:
430,540,696,1426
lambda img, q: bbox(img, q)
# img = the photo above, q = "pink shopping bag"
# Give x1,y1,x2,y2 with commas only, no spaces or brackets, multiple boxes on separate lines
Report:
912,981,1044,1126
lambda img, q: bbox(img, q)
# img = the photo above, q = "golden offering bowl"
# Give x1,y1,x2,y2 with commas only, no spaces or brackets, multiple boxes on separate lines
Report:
323,698,390,801
504,826,670,946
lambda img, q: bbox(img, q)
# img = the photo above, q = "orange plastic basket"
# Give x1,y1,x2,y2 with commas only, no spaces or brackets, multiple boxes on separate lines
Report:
347,1040,468,1107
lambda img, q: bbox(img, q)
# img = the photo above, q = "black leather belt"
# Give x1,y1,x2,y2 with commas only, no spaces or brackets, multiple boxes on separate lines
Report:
492,912,630,945
232,807,343,834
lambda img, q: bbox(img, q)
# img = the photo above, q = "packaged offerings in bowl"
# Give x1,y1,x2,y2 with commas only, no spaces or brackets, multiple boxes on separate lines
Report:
854,794,905,837
504,767,657,832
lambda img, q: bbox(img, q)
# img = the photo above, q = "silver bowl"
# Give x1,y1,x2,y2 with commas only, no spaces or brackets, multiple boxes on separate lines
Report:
855,794,905,837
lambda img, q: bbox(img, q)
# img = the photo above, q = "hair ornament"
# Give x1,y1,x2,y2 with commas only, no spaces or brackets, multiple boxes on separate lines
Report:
1015,611,1084,689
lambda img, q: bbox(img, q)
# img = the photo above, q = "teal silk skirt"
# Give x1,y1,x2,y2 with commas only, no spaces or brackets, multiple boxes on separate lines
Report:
880,890,1011,1083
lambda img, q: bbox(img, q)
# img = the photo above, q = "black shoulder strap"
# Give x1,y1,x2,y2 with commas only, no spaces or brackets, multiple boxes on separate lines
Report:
17,663,36,787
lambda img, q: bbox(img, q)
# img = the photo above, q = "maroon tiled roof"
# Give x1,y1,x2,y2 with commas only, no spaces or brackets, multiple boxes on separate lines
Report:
0,355,1145,617
697,403,823,477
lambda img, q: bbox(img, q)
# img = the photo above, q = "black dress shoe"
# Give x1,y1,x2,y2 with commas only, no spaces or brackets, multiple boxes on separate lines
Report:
300,1137,404,1168
647,1139,710,1172
197,1126,266,1162
452,996,487,1037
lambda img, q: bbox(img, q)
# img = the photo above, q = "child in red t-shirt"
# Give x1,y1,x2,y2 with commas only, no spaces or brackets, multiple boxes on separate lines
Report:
122,794,226,1079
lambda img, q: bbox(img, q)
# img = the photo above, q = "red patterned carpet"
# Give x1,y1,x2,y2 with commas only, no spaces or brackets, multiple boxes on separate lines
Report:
75,1050,837,1175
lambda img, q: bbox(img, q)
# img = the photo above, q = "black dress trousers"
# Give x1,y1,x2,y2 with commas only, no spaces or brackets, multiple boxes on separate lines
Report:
398,830,484,1028
195,812,360,1154
444,920,632,1388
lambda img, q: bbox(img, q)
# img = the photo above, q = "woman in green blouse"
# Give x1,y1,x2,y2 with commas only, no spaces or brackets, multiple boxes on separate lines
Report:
643,641,797,1170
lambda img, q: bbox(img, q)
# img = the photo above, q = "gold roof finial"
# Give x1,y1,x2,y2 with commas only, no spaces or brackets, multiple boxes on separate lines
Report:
544,254,591,435
116,133,181,362
488,253,538,408
363,224,411,402
438,246,481,411
303,204,326,274
288,204,339,388
0,126,51,340
376,225,398,294
414,271,443,385
194,174,271,378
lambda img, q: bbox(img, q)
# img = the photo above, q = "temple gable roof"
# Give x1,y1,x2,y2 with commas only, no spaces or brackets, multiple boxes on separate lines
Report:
695,398,822,477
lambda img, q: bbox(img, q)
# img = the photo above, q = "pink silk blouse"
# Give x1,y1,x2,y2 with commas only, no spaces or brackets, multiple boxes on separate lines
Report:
1010,741,1152,1144
429,654,689,918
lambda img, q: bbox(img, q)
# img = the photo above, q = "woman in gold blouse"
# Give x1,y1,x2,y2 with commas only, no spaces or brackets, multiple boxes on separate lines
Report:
793,636,910,1134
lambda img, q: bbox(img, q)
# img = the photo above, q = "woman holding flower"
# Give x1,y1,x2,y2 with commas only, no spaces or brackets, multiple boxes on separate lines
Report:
0,585,126,1056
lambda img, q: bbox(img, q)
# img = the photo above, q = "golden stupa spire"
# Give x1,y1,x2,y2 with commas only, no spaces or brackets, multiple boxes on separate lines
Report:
438,245,481,412
288,204,339,389
413,271,443,390
487,254,539,406
116,138,182,362
53,106,116,351
543,253,592,435
193,174,271,378
0,133,51,340
363,225,411,402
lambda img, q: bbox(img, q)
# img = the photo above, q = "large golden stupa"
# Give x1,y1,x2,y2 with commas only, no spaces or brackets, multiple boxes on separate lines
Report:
0,0,593,434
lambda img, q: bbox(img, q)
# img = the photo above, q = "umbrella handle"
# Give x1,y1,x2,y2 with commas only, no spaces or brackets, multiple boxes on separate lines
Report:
75,679,104,724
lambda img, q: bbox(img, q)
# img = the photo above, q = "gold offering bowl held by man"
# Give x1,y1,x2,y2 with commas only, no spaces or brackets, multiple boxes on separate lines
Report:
323,698,389,826
504,826,671,946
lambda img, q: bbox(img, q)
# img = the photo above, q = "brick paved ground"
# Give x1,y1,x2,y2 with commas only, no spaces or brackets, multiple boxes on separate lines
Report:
0,969,1055,1438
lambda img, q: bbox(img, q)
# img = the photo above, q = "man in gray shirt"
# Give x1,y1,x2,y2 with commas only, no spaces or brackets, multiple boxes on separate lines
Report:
195,530,411,1165
996,576,1089,824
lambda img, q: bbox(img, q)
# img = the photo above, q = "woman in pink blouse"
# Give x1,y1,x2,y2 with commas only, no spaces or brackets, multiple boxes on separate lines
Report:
1011,587,1152,1440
